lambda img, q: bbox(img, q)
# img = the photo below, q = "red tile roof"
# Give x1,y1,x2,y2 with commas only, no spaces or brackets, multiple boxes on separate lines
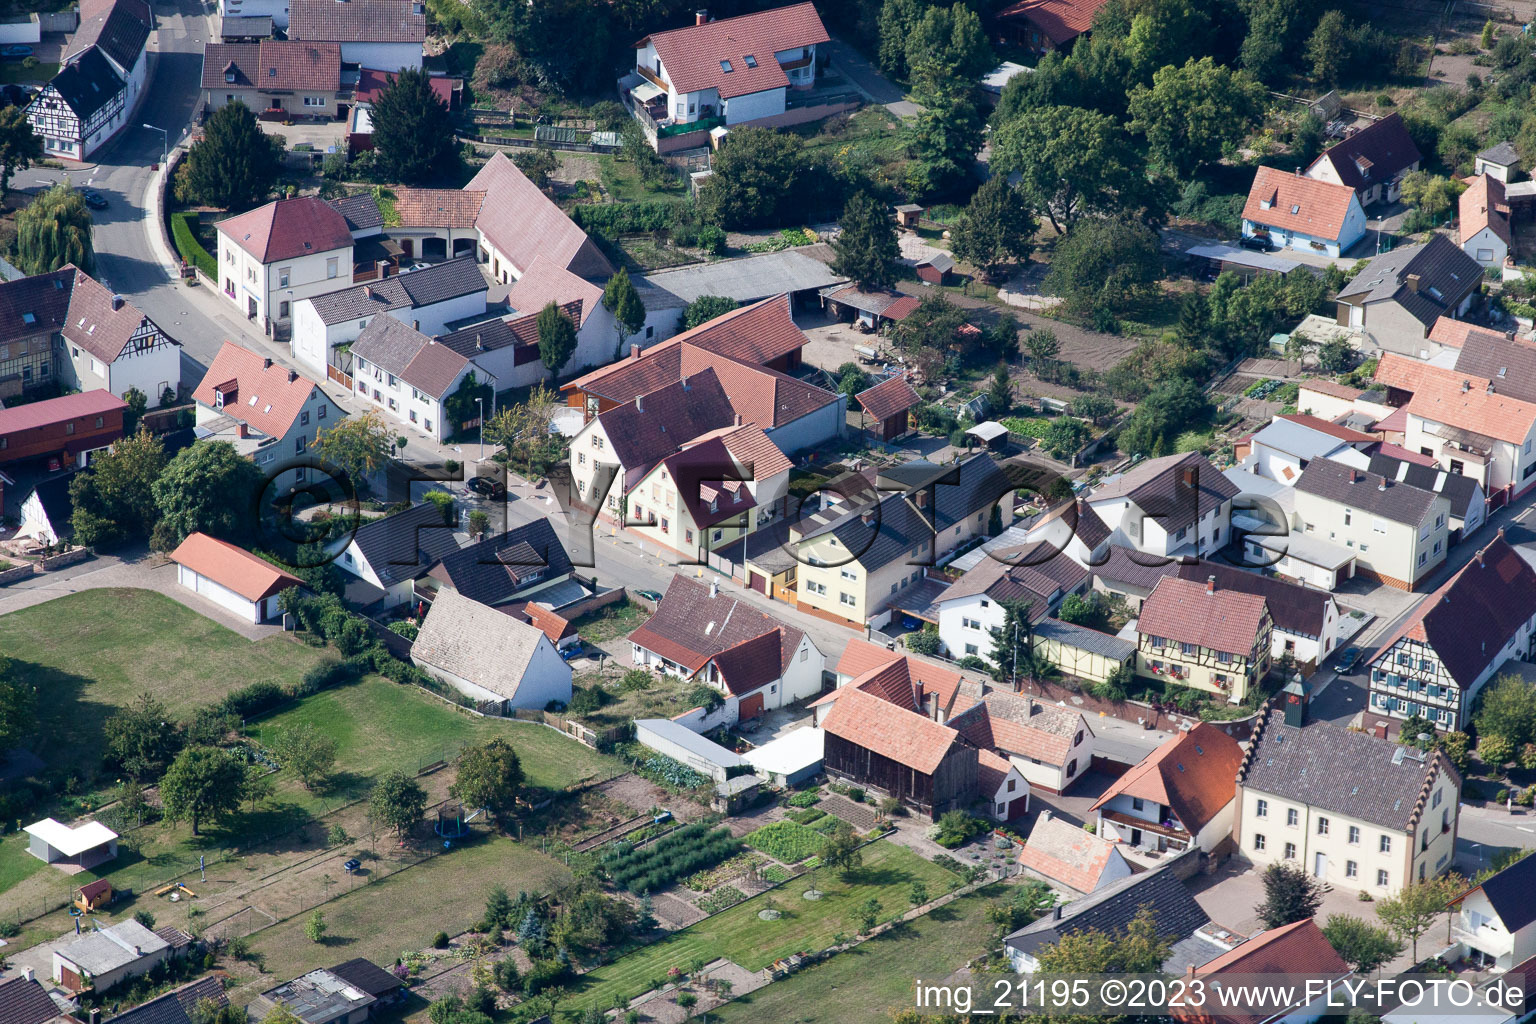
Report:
0,388,125,434
1174,920,1349,1024
523,604,575,643
392,187,483,229
1242,166,1359,242
836,637,901,678
465,152,612,279
1460,173,1512,248
191,341,320,438
171,532,301,602
856,373,921,422
1090,723,1242,835
641,3,829,100
217,196,352,263
1019,815,1122,893
1429,316,1508,349
994,0,1108,45
1138,576,1270,658
1298,379,1364,402
354,66,455,104
1374,441,1437,467
1275,413,1377,444
1375,352,1536,444
821,685,964,775
505,255,604,328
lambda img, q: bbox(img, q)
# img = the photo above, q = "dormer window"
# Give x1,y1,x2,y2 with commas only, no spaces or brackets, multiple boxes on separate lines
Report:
720,59,732,72
226,70,236,83
269,66,277,76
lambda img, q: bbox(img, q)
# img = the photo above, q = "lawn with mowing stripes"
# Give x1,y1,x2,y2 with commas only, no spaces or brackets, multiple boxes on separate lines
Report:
564,842,962,1017
710,885,1002,1023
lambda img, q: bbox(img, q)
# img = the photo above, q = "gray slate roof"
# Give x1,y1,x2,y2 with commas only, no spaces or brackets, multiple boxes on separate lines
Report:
328,959,403,1000
1295,456,1443,526
427,518,573,606
1033,617,1136,660
348,503,462,585
1472,851,1536,933
329,193,382,232
1336,235,1481,330
1478,141,1519,165
1238,711,1456,830
1091,543,1185,593
1453,329,1536,403
412,589,551,699
1365,452,1483,520
1004,866,1208,960
640,249,847,305
47,46,126,121
307,257,486,325
1089,452,1239,536
107,977,227,1024
0,977,62,1024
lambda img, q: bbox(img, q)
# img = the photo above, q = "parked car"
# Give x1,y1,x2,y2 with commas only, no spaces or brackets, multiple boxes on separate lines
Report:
1335,646,1363,673
80,189,108,209
466,476,505,499
635,589,663,603
400,261,432,274
1,45,33,58
1237,235,1273,252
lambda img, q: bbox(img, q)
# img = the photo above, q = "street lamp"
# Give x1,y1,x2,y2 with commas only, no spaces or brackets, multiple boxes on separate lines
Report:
143,123,167,166
476,396,484,461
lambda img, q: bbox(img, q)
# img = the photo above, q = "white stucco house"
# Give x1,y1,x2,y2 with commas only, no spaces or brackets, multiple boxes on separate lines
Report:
1090,723,1243,857
1448,851,1536,972
216,197,354,330
1086,452,1238,560
170,531,302,624
410,588,573,712
347,314,477,439
287,0,423,71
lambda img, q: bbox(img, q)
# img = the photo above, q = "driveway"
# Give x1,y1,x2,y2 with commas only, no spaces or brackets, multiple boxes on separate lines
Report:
823,37,922,117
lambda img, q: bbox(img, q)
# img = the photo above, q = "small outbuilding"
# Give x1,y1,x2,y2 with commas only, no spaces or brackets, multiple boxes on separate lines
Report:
914,251,955,285
1476,140,1519,183
965,421,1010,452
855,373,921,443
24,817,118,870
894,203,923,228
743,726,825,787
53,920,170,994
634,718,748,783
75,878,114,912
170,532,302,624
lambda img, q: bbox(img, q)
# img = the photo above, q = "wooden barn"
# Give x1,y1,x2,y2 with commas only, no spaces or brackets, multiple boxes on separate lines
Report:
819,687,978,818
856,373,921,443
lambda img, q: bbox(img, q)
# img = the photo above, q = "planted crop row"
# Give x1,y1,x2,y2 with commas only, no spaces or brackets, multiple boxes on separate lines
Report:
603,824,740,893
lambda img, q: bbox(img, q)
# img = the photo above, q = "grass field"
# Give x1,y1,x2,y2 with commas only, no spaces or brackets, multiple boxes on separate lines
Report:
564,842,962,1017
245,676,624,803
712,886,1003,1024
1,588,329,782
245,832,572,987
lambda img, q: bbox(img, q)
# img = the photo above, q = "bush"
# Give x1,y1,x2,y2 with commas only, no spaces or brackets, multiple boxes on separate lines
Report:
216,681,287,719
572,199,693,237
433,931,450,948
787,790,821,808
171,212,216,278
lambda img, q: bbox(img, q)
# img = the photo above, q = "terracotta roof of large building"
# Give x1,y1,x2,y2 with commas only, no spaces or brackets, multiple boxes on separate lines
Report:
821,685,966,775
994,0,1108,45
856,373,921,422
289,0,424,42
1091,723,1242,835
640,2,829,99
69,0,151,70
1174,919,1349,1024
201,39,340,91
0,266,73,346
962,691,1086,764
171,532,301,602
350,315,469,400
628,574,809,694
1019,814,1124,893
1243,166,1359,242
1138,576,1270,658
192,342,321,439
466,152,612,279
1460,173,1512,248
1374,353,1536,445
1237,709,1459,831
1428,316,1506,349
703,423,795,481
1309,113,1422,194
353,66,456,105
1369,534,1536,688
506,254,605,327
217,196,352,263
836,636,901,678
1175,561,1332,640
392,187,483,229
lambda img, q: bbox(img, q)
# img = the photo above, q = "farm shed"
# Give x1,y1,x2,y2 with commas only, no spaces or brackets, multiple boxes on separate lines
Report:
743,725,825,787
24,817,117,869
634,718,747,783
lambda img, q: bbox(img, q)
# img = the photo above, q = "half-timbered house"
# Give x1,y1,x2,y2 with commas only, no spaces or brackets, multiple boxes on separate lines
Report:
1136,575,1273,703
28,0,151,160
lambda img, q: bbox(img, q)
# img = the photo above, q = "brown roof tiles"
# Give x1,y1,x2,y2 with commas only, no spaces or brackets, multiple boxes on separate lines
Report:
216,196,352,263
1138,576,1270,658
640,3,829,100
1090,722,1242,835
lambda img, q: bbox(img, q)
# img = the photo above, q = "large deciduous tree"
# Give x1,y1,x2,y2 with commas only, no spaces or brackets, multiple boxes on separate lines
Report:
160,745,247,834
949,176,1036,280
990,106,1148,233
150,440,267,549
830,191,901,290
310,409,393,494
182,102,284,211
1042,216,1162,314
1321,914,1403,975
0,105,42,201
371,68,459,185
1127,57,1266,177
450,739,524,821
104,693,184,780
69,428,167,548
17,183,95,275
698,127,805,229
1256,862,1325,929
370,769,428,836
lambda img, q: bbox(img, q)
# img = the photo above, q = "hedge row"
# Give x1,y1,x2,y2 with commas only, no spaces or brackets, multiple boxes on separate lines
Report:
603,823,739,893
571,199,693,237
171,212,216,278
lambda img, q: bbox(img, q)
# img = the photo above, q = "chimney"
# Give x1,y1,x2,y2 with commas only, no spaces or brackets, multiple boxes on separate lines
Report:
1406,273,1421,293
363,285,373,299
21,966,34,982
111,294,123,311
631,344,644,360
1029,701,1041,717
1497,526,1505,542
1181,465,1196,487
709,578,719,598
1508,330,1517,342
413,320,421,332
237,423,249,439
1462,380,1471,393
1378,480,1387,492
475,333,483,351
90,1009,100,1024
1052,905,1063,921
1040,810,1052,823
1487,382,1495,395
288,369,297,383
1349,468,1357,483
1293,166,1301,177
695,8,707,24
635,394,644,413
734,413,742,426
860,509,875,527
263,357,273,370
681,374,690,391
915,488,930,509
1206,574,1216,595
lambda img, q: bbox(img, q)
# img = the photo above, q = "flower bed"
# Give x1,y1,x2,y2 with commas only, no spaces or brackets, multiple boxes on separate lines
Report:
744,821,824,863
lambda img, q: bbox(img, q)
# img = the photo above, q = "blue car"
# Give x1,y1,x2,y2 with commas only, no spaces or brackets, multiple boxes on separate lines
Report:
0,46,32,58
1335,646,1363,673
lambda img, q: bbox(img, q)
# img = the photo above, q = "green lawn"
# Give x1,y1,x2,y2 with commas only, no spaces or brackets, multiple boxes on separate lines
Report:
595,153,688,204
712,886,1003,1024
0,588,330,783
246,833,572,985
564,842,962,1017
0,61,58,84
569,599,650,643
246,676,624,797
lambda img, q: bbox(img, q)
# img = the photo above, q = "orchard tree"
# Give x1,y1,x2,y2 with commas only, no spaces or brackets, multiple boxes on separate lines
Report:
69,428,167,548
182,101,283,210
160,746,247,835
991,106,1150,233
683,294,737,329
830,191,900,290
151,440,267,548
949,176,1036,279
535,301,577,374
372,68,458,185
817,823,863,879
1127,58,1266,177
370,770,428,836
450,739,524,821
17,183,95,275
272,724,339,792
104,692,183,779
0,105,41,201
1042,217,1162,314
698,127,805,228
